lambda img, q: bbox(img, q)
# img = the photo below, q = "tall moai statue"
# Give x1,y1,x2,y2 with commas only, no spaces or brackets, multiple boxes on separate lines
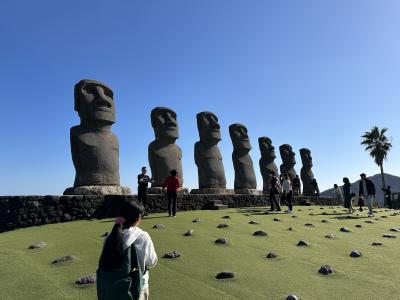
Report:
259,137,279,192
279,144,297,182
191,112,228,194
229,124,259,193
300,148,316,196
148,107,183,193
64,79,130,195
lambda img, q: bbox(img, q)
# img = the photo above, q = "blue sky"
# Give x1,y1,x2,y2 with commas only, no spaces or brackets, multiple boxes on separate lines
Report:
1,0,399,195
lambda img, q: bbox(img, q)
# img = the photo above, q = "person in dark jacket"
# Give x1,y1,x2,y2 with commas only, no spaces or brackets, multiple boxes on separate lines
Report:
269,171,281,211
342,177,353,213
137,167,153,215
358,173,376,216
163,170,181,217
381,185,393,209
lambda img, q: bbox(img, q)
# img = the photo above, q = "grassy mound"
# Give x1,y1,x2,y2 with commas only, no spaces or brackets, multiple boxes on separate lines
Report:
1,206,400,299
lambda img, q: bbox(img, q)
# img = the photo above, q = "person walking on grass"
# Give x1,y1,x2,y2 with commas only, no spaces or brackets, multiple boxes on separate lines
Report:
163,169,180,217
281,173,293,213
293,175,301,196
137,167,153,215
268,171,281,211
342,177,353,214
333,184,344,205
381,185,393,209
97,201,158,300
359,173,376,216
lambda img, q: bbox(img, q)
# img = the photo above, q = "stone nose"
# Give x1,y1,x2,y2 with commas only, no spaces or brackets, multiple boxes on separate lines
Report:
94,86,113,108
165,113,177,126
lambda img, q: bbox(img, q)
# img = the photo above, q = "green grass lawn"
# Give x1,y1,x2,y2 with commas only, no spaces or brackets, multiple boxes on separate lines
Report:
1,206,400,300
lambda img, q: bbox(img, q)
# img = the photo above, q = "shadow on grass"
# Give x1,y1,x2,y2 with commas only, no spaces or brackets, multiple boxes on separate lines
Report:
334,215,369,220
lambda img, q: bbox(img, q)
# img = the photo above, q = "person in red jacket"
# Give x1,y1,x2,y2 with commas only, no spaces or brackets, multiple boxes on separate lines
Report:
163,169,181,217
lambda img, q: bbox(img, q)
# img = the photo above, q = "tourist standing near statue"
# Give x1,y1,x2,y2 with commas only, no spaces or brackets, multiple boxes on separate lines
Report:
137,167,153,214
97,200,158,300
342,177,353,213
292,175,301,196
269,171,281,211
333,184,344,204
281,173,293,213
359,173,376,216
163,170,180,217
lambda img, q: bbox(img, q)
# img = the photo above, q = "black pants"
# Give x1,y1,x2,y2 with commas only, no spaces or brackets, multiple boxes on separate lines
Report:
281,190,293,211
138,188,148,209
385,196,393,209
167,191,177,216
269,189,281,211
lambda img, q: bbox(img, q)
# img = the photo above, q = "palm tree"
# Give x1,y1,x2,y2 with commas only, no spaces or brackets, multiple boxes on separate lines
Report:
361,126,392,197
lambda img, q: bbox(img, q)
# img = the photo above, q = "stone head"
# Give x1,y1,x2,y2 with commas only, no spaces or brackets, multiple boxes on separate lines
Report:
74,79,115,124
196,111,221,142
300,148,313,167
229,123,251,150
258,137,276,159
151,107,179,139
279,144,296,166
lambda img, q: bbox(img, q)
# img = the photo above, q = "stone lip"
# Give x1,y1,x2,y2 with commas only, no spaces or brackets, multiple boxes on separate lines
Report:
63,186,131,195
148,187,189,195
234,189,263,195
190,188,234,195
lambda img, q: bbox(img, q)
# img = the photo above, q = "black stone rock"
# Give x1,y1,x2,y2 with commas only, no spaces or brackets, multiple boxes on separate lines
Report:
184,230,194,236
350,250,362,258
273,218,281,222
249,220,259,225
192,218,201,223
318,265,335,275
75,274,96,285
52,255,76,264
215,238,228,245
365,220,374,224
253,231,268,237
390,228,400,232
153,224,165,229
286,295,299,300
28,241,47,249
266,252,278,259
291,215,297,218
383,234,397,238
222,216,231,219
372,242,383,246
321,220,329,223
288,227,294,231
356,225,362,228
163,251,181,259
215,272,234,279
63,213,72,222
297,240,310,246
304,223,314,227
325,233,335,239
217,224,229,228
101,232,109,237
340,227,351,233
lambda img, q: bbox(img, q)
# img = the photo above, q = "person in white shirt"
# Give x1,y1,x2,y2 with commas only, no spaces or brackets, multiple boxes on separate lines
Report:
97,201,158,300
280,173,293,213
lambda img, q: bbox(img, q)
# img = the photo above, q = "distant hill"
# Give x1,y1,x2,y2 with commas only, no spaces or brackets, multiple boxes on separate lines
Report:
320,173,400,206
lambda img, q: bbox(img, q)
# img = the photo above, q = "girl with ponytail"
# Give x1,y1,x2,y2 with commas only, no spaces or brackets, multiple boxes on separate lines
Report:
97,200,158,300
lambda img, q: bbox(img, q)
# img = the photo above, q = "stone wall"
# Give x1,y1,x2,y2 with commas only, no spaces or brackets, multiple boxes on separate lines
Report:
0,194,341,233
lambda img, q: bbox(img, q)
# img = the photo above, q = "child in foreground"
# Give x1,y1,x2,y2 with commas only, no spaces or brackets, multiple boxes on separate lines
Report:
97,201,158,300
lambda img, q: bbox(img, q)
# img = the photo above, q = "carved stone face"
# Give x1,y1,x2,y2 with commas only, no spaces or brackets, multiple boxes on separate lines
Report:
74,79,115,124
258,137,276,159
229,123,251,150
197,111,221,142
300,148,313,167
151,107,179,139
279,144,296,165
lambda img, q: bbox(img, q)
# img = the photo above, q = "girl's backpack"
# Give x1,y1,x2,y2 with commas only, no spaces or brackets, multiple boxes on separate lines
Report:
96,244,143,300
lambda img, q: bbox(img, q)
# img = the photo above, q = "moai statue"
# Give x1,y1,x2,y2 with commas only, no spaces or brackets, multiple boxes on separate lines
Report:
279,144,297,182
191,112,228,194
64,79,130,195
300,148,316,196
258,137,279,192
229,124,258,193
148,107,183,193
